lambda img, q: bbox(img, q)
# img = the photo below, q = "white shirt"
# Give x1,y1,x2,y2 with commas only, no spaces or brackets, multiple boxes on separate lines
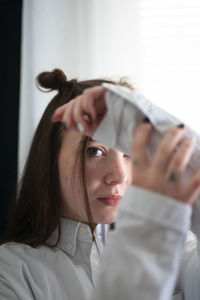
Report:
93,187,194,300
0,219,108,299
1,85,200,299
0,187,199,300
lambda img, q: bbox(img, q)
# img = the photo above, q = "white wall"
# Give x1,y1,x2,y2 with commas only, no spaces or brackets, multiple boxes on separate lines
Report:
19,0,200,177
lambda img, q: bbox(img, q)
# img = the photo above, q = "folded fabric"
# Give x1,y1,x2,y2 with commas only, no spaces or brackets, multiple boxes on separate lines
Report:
93,83,200,237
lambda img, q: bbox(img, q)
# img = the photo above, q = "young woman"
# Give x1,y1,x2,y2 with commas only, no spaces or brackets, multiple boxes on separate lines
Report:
0,69,199,300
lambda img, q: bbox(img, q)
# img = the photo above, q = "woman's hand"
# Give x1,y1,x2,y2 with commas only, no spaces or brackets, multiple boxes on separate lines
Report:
131,122,200,206
51,86,106,137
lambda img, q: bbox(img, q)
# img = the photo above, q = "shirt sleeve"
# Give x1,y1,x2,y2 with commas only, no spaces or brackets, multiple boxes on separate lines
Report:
177,230,200,300
0,281,20,300
92,186,191,300
94,84,200,241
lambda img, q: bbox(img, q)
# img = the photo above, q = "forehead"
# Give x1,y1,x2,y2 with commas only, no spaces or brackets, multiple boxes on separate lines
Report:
87,138,124,154
60,131,124,156
60,130,83,155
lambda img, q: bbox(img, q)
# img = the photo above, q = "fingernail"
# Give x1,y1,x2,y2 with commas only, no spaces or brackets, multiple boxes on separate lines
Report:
109,223,115,230
77,123,84,133
143,116,151,123
83,113,93,122
63,122,67,130
177,123,185,128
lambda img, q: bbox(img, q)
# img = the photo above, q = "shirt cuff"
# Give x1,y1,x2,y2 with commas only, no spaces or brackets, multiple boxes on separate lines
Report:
119,186,192,234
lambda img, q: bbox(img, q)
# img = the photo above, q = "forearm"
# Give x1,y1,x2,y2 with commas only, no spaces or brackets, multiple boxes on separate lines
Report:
93,186,191,300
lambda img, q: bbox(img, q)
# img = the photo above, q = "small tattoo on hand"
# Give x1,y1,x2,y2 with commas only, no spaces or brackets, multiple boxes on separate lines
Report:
168,171,176,182
63,122,67,130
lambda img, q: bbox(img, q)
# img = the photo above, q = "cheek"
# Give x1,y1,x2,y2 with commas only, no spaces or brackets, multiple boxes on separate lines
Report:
59,159,71,184
59,159,79,202
86,169,101,188
63,175,70,182
126,162,133,184
85,162,104,189
59,169,72,201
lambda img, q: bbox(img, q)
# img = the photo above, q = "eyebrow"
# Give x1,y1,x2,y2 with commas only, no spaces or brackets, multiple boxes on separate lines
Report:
88,137,96,142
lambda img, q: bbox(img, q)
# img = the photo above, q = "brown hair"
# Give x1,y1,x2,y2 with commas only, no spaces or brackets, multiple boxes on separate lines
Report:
1,69,132,247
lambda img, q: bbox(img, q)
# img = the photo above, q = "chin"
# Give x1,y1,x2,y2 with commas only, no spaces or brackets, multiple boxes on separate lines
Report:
91,203,119,224
94,212,117,225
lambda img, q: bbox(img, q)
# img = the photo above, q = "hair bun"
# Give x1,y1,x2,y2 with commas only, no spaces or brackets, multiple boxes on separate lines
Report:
36,69,67,91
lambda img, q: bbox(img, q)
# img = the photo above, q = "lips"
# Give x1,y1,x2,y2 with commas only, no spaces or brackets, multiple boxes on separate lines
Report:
97,195,122,206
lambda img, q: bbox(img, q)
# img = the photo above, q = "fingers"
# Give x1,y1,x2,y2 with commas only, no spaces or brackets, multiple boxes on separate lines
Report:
82,86,106,117
51,86,106,134
166,137,196,182
51,104,68,123
61,99,79,130
72,96,91,132
131,122,152,170
130,122,200,207
182,171,200,205
152,126,186,172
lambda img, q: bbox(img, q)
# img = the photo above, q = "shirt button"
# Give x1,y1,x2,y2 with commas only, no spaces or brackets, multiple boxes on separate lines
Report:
66,243,73,250
79,228,87,235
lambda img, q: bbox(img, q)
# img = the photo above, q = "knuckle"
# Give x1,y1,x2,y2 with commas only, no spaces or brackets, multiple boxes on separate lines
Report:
174,157,182,168
83,88,92,96
132,140,143,152
169,127,179,137
133,125,151,145
75,96,82,103
135,123,146,134
159,143,169,155
183,138,193,148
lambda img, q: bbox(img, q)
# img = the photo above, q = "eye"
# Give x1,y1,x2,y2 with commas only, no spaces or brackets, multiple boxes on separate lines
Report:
86,147,105,157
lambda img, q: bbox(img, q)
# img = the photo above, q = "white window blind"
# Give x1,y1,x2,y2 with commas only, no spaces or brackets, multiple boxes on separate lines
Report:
138,0,200,131
19,0,200,178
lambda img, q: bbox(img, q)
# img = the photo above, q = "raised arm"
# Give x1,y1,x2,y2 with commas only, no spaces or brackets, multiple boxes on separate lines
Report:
52,85,200,300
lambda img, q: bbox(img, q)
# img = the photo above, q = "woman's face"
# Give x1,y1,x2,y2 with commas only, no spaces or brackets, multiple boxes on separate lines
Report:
58,130,132,224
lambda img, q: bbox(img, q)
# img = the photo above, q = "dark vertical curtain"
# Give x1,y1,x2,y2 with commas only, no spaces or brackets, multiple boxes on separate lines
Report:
0,0,22,236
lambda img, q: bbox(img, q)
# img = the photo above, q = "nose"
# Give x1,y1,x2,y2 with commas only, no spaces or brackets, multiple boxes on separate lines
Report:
104,151,128,186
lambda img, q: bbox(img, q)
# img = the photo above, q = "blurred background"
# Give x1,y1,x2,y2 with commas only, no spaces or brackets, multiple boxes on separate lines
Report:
1,0,200,236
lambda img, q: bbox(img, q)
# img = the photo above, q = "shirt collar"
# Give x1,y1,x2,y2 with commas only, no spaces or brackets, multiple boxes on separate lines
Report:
47,218,109,256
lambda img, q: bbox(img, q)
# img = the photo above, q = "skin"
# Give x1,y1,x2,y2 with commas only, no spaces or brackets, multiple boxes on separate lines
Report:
53,86,200,215
85,139,132,224
59,130,132,224
131,123,200,205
